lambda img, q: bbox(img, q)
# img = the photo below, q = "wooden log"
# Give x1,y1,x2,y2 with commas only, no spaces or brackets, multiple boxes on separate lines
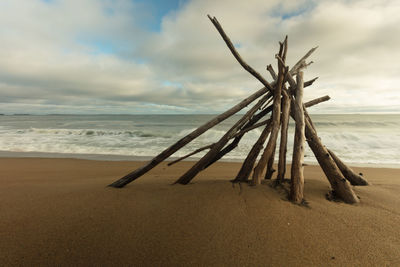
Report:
277,89,291,183
208,15,274,92
108,85,270,188
174,93,271,185
264,40,288,181
290,71,306,203
327,149,369,186
234,122,273,183
304,116,359,203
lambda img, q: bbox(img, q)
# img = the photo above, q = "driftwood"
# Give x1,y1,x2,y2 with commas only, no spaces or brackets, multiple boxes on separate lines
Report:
167,144,214,166
168,118,271,167
290,71,306,203
208,15,274,92
304,116,359,203
234,122,273,183
289,47,318,75
277,89,291,183
252,40,288,184
328,149,369,186
109,15,368,205
108,85,269,188
174,94,271,185
170,95,329,167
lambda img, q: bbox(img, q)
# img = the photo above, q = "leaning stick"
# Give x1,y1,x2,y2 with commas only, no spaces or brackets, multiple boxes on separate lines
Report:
234,122,273,183
288,77,318,94
327,149,369,186
277,88,291,183
208,15,274,92
108,85,270,188
168,118,271,167
290,71,306,203
168,144,214,166
170,94,330,167
174,94,271,185
207,92,329,168
304,116,359,203
285,80,358,203
267,64,277,80
304,95,330,107
203,104,275,168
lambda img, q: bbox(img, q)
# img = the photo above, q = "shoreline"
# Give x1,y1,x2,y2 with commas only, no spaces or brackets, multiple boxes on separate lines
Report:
1,150,399,169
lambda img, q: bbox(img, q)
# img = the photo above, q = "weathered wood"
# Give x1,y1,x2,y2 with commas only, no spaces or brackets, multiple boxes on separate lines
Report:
304,116,359,203
204,118,272,169
304,95,330,107
289,47,318,75
289,77,318,94
252,40,287,184
175,91,328,168
277,89,291,183
234,122,273,183
328,149,369,186
290,71,306,203
264,46,288,181
285,81,359,203
108,85,270,188
208,15,274,92
168,118,271,167
174,93,271,185
303,77,318,88
267,64,277,80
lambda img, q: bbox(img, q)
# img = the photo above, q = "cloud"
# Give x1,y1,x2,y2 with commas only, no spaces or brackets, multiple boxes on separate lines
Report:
0,0,399,114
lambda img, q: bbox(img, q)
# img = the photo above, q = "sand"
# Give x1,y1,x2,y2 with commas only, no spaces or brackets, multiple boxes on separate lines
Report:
1,158,400,266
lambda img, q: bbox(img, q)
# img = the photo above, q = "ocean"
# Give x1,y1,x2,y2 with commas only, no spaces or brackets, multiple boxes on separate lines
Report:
0,114,399,167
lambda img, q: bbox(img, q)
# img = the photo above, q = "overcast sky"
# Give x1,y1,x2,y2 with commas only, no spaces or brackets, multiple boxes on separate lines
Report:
1,0,399,114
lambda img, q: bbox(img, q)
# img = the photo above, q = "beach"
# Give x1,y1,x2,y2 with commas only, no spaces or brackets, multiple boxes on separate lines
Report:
1,158,400,266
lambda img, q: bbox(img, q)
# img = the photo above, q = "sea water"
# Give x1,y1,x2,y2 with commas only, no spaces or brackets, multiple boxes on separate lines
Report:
0,114,399,167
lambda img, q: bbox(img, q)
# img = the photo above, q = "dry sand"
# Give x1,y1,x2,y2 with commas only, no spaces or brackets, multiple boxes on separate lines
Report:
1,158,400,266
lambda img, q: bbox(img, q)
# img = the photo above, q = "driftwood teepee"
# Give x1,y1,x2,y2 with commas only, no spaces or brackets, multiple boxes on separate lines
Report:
109,15,368,204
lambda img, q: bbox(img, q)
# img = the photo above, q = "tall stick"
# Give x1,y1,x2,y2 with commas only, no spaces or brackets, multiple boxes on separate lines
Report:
277,89,291,183
290,71,306,203
252,40,287,184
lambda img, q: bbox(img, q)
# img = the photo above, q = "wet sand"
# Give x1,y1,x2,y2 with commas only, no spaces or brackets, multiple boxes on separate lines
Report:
1,158,400,266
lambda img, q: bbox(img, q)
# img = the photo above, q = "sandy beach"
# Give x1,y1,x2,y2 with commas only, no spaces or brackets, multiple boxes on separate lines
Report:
1,157,400,266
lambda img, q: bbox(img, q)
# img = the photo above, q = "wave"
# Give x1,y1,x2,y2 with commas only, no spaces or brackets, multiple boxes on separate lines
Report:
15,128,172,138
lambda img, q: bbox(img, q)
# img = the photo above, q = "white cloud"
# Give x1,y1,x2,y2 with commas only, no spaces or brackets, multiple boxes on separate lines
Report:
0,0,399,114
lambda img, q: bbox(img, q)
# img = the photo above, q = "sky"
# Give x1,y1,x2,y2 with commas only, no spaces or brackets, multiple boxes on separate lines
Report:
0,0,399,114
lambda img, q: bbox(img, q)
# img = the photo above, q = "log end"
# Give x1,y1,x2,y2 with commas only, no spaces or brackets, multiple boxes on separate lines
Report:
107,180,127,188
